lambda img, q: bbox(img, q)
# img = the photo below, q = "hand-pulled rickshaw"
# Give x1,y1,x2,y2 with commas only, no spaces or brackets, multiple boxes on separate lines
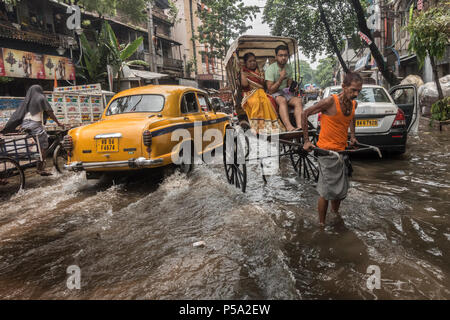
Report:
222,35,381,192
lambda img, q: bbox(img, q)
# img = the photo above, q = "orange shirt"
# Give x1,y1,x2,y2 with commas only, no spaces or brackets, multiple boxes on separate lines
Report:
316,94,356,151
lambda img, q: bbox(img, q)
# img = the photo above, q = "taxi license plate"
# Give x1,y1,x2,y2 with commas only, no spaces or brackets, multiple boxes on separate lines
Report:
97,138,119,152
356,119,378,127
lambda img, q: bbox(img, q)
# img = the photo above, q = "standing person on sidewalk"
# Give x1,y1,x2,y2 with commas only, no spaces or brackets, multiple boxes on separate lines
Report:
301,73,363,227
1,85,64,176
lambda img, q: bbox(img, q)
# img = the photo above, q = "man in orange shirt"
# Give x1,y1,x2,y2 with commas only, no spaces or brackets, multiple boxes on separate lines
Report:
301,73,363,227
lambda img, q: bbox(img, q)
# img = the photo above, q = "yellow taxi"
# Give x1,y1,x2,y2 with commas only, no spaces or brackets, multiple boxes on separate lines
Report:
63,85,231,178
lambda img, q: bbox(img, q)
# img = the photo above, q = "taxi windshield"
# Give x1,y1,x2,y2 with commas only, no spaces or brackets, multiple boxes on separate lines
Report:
106,95,164,115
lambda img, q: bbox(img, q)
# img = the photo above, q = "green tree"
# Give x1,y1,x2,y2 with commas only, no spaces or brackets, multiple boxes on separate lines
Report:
78,31,108,84
293,60,315,85
1,0,149,24
406,4,450,100
101,21,148,90
314,57,336,88
58,0,149,24
78,21,148,88
263,0,357,72
196,0,259,61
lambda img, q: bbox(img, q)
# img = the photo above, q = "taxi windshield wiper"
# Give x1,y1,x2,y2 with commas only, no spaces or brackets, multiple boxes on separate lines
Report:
128,96,143,112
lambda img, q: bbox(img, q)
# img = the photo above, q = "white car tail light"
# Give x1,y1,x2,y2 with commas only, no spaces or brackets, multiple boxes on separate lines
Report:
392,109,406,128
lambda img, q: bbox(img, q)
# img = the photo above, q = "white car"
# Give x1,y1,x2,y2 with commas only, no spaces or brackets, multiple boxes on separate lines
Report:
305,84,419,154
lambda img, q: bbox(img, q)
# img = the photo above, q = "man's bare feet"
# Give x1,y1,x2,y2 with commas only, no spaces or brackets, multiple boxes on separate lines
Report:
331,210,341,217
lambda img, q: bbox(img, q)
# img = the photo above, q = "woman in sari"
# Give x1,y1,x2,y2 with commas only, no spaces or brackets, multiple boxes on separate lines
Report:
240,52,285,134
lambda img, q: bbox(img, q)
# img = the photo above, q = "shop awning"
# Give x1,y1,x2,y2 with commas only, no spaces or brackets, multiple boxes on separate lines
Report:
354,53,377,72
399,54,416,63
122,66,168,80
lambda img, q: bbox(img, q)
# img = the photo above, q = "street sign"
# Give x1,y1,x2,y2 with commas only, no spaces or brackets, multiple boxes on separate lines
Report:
358,31,373,46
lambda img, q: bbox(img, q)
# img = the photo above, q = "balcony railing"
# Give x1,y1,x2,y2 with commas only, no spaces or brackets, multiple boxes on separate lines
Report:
0,22,77,49
163,57,183,71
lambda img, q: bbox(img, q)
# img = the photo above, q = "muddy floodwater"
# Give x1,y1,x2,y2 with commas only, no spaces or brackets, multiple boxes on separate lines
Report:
0,120,448,299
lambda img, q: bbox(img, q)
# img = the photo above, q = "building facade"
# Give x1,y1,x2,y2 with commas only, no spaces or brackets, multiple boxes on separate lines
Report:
338,0,448,87
0,0,187,95
172,0,226,90
0,0,80,95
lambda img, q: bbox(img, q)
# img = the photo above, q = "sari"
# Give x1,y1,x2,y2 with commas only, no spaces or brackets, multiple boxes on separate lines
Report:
241,67,285,134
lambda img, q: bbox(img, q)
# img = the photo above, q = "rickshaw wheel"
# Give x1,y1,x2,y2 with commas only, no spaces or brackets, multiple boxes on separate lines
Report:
0,157,25,199
287,136,319,182
53,144,68,174
223,128,247,193
178,142,195,174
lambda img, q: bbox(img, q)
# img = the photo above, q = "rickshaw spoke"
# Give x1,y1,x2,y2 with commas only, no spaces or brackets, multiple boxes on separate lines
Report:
303,157,309,180
306,157,319,181
294,157,301,172
236,164,244,184
234,165,241,188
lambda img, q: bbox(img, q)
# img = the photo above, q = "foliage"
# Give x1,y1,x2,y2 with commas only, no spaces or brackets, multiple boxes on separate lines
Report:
167,0,181,25
430,97,450,123
2,0,148,23
78,21,148,86
263,0,360,60
0,0,19,5
101,21,148,85
0,77,13,84
56,0,149,24
185,59,195,77
406,5,450,69
291,60,315,85
196,0,259,60
78,32,108,84
314,57,336,88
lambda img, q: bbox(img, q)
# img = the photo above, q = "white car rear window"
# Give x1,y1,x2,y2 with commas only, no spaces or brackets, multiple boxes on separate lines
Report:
328,88,390,103
358,88,391,103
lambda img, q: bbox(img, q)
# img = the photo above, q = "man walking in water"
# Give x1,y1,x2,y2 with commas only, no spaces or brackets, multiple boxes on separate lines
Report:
301,73,363,227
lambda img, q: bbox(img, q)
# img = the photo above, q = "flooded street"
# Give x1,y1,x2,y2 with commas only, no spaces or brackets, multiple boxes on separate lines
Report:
0,119,448,300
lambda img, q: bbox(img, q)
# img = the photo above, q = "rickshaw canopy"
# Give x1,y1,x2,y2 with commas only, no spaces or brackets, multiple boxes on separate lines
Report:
224,35,300,113
224,35,299,71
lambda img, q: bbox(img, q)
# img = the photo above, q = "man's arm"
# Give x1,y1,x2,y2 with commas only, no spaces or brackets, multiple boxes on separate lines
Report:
266,68,287,94
42,99,64,128
47,110,64,128
266,78,284,94
349,101,358,146
240,71,249,89
302,96,334,151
